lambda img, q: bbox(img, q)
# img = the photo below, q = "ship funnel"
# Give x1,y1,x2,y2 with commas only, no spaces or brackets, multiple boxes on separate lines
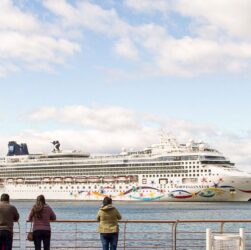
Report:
52,140,61,152
20,143,29,155
7,141,29,156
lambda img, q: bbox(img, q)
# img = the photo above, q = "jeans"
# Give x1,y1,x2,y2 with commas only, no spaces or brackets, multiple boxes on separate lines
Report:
100,233,119,250
33,230,51,250
0,230,13,250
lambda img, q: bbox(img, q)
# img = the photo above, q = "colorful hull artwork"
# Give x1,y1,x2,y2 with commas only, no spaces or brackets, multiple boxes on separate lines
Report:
198,189,215,198
169,190,194,199
65,184,251,201
72,186,165,201
167,186,251,200
238,189,251,193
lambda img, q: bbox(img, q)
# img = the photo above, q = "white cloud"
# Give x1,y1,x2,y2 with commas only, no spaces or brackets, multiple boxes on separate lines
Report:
114,38,139,60
175,0,251,40
27,105,141,131
148,37,251,76
2,0,251,77
0,0,81,76
28,106,57,120
0,0,39,32
43,0,130,37
124,0,170,13
0,127,157,156
125,0,251,40
0,31,80,63
123,0,251,76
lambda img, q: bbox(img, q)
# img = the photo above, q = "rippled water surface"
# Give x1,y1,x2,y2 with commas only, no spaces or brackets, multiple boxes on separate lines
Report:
13,200,251,221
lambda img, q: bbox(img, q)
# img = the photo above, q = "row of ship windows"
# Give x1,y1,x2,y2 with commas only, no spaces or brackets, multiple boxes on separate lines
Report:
182,162,199,165
159,185,209,188
0,168,188,177
1,170,186,176
5,159,201,166
4,162,188,168
142,170,211,177
2,165,216,174
144,173,217,178
4,164,221,173
3,165,188,171
1,171,216,179
3,162,202,170
15,164,229,172
2,165,189,173
14,186,190,192
11,184,212,191
7,172,218,185
185,166,201,168
13,184,132,189
12,189,165,193
40,186,129,190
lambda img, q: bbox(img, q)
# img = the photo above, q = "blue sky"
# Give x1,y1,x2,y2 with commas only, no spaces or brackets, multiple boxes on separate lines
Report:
1,0,251,171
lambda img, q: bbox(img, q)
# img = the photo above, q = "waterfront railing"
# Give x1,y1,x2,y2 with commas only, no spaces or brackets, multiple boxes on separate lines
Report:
23,220,251,249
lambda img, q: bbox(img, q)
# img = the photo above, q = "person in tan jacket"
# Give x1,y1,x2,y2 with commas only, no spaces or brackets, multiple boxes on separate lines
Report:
97,197,121,250
0,193,19,250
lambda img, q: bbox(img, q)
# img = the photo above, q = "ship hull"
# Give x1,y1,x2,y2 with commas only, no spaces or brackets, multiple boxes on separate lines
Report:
1,181,251,201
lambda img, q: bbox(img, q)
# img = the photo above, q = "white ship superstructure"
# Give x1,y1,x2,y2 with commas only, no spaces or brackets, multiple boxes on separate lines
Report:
0,137,251,201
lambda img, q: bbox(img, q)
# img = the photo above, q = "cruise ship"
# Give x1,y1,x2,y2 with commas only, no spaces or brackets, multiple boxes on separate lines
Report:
0,136,251,201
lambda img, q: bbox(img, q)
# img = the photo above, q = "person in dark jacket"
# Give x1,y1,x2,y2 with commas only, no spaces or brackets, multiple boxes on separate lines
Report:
97,197,122,250
28,195,56,250
0,193,19,250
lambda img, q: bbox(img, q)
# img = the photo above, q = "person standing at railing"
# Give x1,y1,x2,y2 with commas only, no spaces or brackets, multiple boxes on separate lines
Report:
27,195,56,250
0,193,20,250
97,197,122,250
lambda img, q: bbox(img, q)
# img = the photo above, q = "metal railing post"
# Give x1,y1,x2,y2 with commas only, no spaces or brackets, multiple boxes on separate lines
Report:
18,222,21,250
172,221,178,250
25,221,28,250
123,220,128,250
240,228,245,250
75,222,77,249
206,228,212,250
220,222,225,233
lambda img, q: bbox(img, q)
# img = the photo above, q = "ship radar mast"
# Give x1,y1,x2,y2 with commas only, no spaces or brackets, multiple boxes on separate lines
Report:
159,130,180,151
51,140,61,153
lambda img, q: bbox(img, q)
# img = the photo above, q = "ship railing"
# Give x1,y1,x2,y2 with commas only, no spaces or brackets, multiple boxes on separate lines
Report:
25,219,251,250
12,222,21,249
173,219,251,250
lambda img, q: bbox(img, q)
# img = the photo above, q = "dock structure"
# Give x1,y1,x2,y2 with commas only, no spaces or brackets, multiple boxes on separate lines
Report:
10,220,251,249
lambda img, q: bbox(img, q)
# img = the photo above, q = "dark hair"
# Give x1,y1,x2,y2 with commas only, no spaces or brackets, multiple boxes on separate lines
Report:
103,197,112,207
1,193,9,202
32,195,46,219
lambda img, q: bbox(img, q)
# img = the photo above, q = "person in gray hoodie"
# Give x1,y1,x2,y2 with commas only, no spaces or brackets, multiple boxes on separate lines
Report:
0,193,19,250
97,197,121,250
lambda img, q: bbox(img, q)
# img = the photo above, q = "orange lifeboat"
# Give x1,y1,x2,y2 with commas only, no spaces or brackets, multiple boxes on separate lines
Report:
6,178,14,183
128,175,138,182
75,177,88,183
42,177,51,183
117,176,128,182
88,176,101,183
16,178,25,183
64,177,73,183
53,177,62,183
103,176,116,182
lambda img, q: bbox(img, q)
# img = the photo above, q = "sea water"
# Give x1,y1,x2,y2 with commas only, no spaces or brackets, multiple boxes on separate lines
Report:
14,201,251,221
12,201,251,249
